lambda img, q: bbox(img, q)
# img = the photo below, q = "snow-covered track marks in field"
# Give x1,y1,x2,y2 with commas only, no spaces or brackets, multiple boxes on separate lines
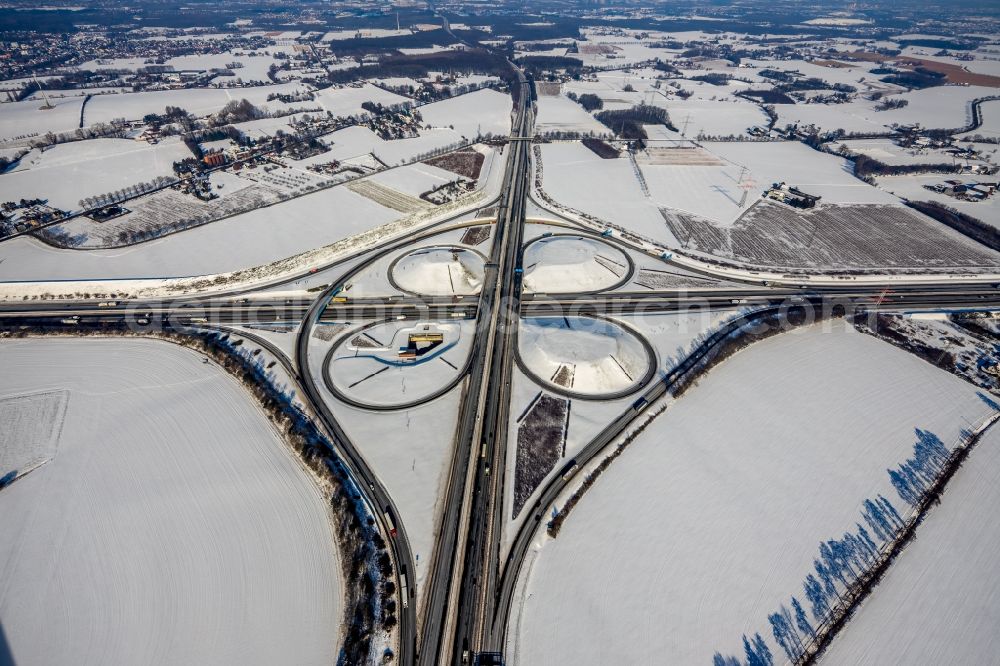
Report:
348,179,432,214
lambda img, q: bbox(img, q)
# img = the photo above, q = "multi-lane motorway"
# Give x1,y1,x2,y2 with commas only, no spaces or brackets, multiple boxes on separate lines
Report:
2,70,1000,666
3,282,999,325
448,73,532,666
416,70,532,666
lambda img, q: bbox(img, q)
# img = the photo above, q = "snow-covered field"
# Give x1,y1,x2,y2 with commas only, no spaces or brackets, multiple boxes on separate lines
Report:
538,138,897,237
305,124,468,167
313,83,411,118
870,86,996,130
822,422,1000,665
0,389,67,480
374,128,472,166
417,89,512,139
0,95,84,143
0,182,402,280
534,94,610,136
0,337,341,665
500,309,737,542
662,98,769,139
702,141,896,207
25,86,131,100
775,86,995,135
875,172,1000,230
82,82,308,125
562,71,662,106
166,52,280,83
837,138,989,167
570,39,664,68
744,58,878,89
77,52,281,84
374,76,424,90
775,101,887,135
0,137,190,210
321,28,411,41
229,113,316,139
643,141,898,225
369,161,462,198
537,142,674,243
510,320,998,665
963,98,1000,139
566,87,648,113
311,125,390,161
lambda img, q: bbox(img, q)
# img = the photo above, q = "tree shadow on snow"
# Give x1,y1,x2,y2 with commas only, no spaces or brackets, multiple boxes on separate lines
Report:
0,620,15,666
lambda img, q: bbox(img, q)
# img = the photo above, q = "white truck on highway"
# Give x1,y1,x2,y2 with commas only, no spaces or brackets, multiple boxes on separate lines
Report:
399,566,409,609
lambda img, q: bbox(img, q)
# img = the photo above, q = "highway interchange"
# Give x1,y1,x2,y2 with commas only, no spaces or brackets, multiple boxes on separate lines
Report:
2,71,1000,666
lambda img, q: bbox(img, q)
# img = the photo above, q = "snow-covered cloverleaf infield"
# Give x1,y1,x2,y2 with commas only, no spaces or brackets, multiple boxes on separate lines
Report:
516,315,655,399
324,319,474,408
389,246,486,296
522,234,633,294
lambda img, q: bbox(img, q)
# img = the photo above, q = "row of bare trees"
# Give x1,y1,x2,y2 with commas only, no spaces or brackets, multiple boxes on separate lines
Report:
78,175,174,211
